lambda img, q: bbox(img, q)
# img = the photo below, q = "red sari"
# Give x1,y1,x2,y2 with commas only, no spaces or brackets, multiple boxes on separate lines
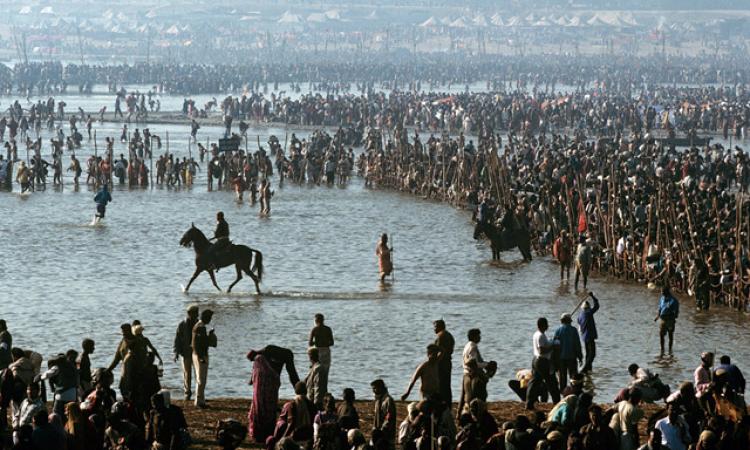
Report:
248,354,281,443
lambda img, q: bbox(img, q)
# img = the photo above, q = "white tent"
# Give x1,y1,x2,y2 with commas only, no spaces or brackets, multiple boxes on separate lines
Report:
420,17,438,28
102,9,113,20
473,15,488,27
525,13,536,23
18,6,31,15
619,12,638,27
533,18,551,27
145,9,158,19
165,25,180,35
40,6,54,15
567,16,582,27
505,16,522,27
449,17,467,28
555,16,569,26
324,9,341,20
278,11,302,24
306,13,328,23
490,14,504,27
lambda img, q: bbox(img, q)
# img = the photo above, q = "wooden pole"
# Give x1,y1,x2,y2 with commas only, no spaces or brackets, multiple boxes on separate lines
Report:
149,136,153,188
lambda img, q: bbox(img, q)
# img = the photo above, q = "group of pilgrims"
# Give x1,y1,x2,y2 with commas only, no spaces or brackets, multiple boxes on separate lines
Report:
0,303,747,450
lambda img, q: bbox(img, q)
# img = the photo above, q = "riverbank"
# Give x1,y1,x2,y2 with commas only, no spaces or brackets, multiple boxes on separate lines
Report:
179,398,662,449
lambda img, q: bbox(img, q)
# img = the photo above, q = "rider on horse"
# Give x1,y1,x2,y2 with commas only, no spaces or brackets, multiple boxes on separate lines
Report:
207,211,230,270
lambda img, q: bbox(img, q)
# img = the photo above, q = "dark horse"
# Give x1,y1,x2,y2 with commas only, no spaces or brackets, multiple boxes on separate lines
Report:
179,224,264,294
473,221,533,262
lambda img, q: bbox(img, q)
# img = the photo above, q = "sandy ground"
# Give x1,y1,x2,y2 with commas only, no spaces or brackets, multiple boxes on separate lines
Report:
179,398,662,449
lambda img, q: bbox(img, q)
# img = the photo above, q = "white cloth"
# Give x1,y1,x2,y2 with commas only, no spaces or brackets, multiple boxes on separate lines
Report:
462,341,487,374
655,416,691,450
533,331,551,359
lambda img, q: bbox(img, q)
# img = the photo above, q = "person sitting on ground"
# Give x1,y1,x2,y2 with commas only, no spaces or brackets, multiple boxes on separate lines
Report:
313,393,339,450
504,414,534,450
654,403,691,450
579,404,616,450
336,388,359,432
146,390,189,450
398,402,420,450
216,419,247,450
31,409,65,450
267,382,316,450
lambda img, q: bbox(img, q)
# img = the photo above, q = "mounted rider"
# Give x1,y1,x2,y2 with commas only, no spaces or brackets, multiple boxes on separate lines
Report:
207,211,230,270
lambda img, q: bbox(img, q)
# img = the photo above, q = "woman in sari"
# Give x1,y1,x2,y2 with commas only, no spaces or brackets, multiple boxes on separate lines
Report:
248,351,282,443
375,234,393,282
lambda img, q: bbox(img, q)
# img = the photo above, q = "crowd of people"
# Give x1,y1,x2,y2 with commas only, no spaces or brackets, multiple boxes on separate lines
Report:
0,298,747,450
2,54,749,96
357,115,750,312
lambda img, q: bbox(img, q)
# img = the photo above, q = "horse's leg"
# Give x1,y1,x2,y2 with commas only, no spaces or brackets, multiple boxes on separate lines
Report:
243,264,261,295
227,265,243,293
207,269,222,291
184,268,202,293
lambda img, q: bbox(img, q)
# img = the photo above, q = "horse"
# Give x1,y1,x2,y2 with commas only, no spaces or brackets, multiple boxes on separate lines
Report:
473,220,533,262
179,224,264,294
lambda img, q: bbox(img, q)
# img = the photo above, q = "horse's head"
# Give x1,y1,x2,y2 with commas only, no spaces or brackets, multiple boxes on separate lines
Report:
180,223,197,248
473,222,486,240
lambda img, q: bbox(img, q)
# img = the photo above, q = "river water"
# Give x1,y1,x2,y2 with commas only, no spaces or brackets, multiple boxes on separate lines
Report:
0,99,748,404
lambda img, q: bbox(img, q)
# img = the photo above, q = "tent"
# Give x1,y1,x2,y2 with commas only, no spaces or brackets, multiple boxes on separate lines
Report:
505,16,522,27
420,17,438,28
473,15,488,27
18,6,31,15
40,6,54,15
491,14,504,27
165,25,180,35
449,17,467,28
278,11,302,24
567,16,582,27
145,9,158,19
306,13,328,23
324,9,341,20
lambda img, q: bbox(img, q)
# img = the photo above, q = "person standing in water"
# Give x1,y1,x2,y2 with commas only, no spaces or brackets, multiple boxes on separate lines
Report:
93,184,112,224
375,233,393,282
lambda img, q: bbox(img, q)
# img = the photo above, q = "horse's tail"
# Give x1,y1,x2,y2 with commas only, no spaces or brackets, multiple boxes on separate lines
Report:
252,249,264,282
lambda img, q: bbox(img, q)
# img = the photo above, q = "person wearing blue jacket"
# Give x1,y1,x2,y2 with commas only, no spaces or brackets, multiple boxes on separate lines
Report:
654,286,679,357
93,184,112,224
577,291,600,373
553,313,582,393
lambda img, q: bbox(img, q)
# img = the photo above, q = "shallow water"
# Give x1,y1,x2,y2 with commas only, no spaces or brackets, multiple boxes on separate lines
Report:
0,112,748,405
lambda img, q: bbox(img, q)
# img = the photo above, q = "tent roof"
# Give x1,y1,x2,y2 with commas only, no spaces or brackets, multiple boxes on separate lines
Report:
420,17,438,27
449,17,467,28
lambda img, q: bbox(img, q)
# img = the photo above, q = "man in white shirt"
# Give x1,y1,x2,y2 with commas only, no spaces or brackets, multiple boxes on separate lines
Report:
525,317,560,410
654,404,691,450
458,328,493,414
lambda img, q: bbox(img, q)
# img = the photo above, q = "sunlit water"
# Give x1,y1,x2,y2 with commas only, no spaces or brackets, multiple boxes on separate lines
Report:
0,99,748,405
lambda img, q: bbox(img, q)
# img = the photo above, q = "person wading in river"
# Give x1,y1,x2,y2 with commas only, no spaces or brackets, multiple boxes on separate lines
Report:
654,286,679,357
376,233,393,283
93,184,112,224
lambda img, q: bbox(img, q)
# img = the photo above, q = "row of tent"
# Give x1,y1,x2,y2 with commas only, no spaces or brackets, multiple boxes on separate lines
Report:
420,12,641,29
